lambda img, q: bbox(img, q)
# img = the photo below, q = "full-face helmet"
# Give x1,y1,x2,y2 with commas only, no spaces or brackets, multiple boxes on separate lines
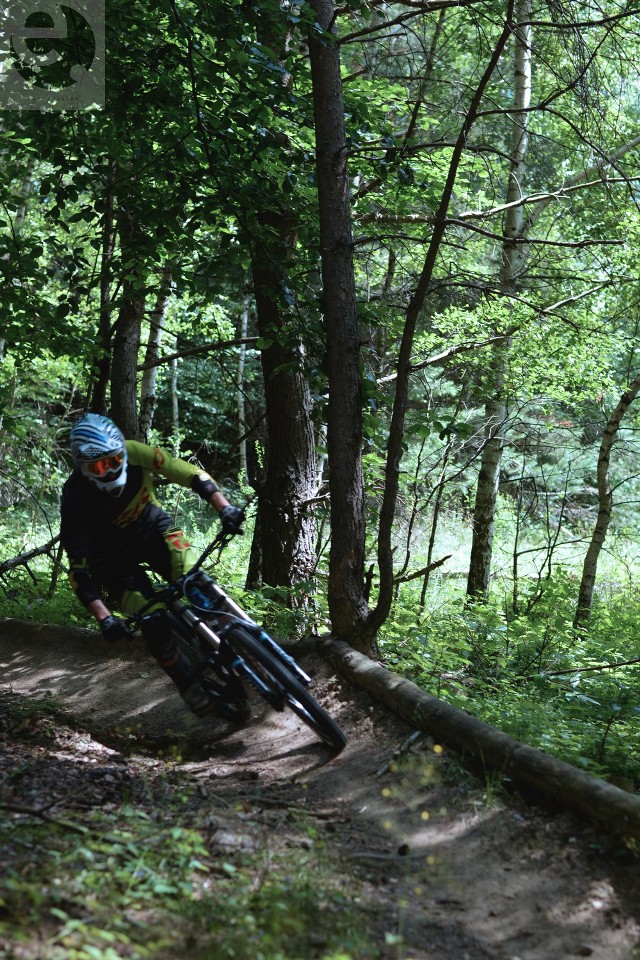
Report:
69,414,128,495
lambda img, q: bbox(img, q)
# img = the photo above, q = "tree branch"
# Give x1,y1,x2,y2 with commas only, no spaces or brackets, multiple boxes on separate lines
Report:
393,553,452,584
455,175,640,225
521,658,640,682
446,218,623,247
137,336,259,371
0,798,89,835
378,332,518,384
0,536,62,577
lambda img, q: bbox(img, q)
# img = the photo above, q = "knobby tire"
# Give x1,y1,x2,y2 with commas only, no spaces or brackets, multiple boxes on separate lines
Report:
227,626,347,752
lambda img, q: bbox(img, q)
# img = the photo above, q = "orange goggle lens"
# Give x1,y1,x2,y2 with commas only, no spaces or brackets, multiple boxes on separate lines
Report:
85,452,125,477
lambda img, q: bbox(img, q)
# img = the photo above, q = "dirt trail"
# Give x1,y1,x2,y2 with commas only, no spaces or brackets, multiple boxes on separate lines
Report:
1,618,640,960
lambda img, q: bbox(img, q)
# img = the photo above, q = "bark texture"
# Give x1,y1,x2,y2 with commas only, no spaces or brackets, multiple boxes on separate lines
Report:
308,0,371,648
110,204,145,439
252,214,318,595
139,265,173,442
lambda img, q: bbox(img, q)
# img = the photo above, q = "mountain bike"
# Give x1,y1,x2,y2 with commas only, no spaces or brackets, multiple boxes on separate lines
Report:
127,533,347,753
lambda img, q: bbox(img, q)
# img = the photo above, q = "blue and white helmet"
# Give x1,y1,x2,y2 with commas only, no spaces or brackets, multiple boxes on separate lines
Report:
69,414,128,495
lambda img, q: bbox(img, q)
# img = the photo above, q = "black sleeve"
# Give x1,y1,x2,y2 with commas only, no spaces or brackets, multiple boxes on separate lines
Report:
67,556,101,607
60,489,102,607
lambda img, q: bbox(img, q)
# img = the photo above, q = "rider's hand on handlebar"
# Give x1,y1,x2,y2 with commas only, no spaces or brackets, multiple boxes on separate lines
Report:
100,615,132,643
219,504,244,535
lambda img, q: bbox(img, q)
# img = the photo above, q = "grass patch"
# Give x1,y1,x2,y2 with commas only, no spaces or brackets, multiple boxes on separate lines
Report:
0,696,374,960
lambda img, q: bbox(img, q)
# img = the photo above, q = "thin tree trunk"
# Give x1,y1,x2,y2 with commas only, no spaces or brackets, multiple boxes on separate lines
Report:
466,0,531,600
246,509,264,591
420,439,453,605
90,160,116,415
466,386,508,599
0,156,34,404
15,157,35,235
237,292,250,487
139,265,173,442
315,422,327,493
110,205,145,439
170,335,180,455
574,372,640,627
370,5,516,635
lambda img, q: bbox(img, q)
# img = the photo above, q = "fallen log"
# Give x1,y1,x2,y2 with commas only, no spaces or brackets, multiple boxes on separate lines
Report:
321,636,640,840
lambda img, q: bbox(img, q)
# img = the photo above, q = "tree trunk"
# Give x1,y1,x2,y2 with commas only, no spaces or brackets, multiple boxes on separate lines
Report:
89,160,116,415
308,0,371,650
420,439,453,605
239,13,319,603
321,637,640,840
466,0,531,601
15,157,35,236
370,5,516,634
574,372,640,627
0,157,34,403
110,205,145,439
237,292,251,487
139,265,173,441
170,335,180,455
466,389,507,599
252,216,318,596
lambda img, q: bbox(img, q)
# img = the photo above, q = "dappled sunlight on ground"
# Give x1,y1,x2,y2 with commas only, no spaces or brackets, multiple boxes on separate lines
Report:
2,616,640,959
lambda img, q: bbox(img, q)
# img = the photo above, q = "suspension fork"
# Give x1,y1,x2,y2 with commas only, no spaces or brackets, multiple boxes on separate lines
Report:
169,599,223,651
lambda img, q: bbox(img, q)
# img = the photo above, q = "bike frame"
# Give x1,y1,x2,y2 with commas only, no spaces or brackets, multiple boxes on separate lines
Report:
125,532,347,750
129,535,313,692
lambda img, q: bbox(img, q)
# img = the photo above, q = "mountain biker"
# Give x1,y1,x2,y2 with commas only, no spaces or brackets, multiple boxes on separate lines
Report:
59,412,244,717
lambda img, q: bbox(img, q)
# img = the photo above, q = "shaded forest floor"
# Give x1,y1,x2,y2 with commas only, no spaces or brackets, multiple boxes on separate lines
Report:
1,619,640,959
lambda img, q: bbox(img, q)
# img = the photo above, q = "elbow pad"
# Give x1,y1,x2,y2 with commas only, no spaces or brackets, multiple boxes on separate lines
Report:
191,472,220,501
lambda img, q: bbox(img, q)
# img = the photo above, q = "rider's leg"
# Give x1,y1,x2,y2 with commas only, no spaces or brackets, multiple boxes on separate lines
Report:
91,540,216,717
135,609,216,717
115,569,215,718
121,596,215,716
139,521,249,715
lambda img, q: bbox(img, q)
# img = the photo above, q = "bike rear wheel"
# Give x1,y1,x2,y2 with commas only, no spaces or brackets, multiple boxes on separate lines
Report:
226,626,347,752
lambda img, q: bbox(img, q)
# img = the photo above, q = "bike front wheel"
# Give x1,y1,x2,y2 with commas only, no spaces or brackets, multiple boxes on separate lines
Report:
226,626,347,752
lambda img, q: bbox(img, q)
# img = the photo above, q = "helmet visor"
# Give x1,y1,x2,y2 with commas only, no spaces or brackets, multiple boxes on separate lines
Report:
84,451,125,478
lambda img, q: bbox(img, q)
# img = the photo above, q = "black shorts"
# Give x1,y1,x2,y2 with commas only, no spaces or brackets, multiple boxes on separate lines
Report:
91,519,196,616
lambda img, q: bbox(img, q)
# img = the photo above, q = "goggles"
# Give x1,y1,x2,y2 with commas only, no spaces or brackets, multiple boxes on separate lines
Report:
84,451,125,478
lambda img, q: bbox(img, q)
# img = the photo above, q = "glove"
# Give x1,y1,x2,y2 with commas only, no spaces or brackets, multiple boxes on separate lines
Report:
100,615,132,643
219,504,244,535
